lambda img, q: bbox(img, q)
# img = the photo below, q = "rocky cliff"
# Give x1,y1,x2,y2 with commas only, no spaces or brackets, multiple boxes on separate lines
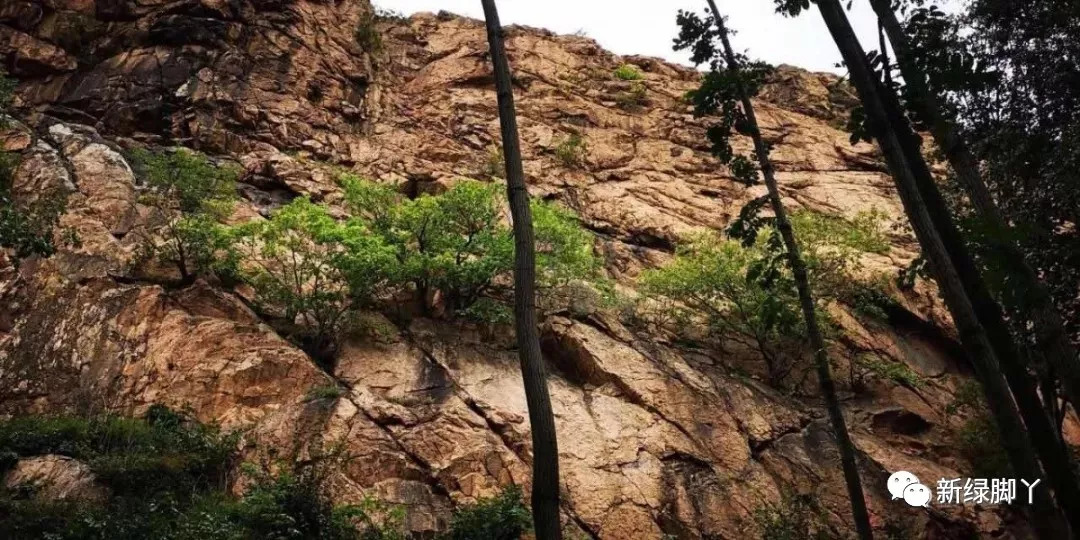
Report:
0,1,1056,538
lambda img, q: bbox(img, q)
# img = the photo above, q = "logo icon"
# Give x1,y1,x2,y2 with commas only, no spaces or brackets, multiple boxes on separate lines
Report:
887,470,920,500
903,483,932,507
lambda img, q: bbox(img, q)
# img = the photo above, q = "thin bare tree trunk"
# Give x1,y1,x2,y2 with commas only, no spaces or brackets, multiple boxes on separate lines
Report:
480,2,563,538
870,0,1080,426
811,1,1070,537
704,3,873,538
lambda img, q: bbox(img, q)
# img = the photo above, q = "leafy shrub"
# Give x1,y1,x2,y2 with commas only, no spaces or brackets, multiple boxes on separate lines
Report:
355,12,383,53
233,464,405,540
852,353,922,389
946,381,1012,478
640,234,805,384
789,209,890,255
613,64,643,81
1,151,72,264
615,81,648,111
305,384,346,402
0,73,75,262
442,485,531,540
752,494,830,540
553,134,587,168
226,178,596,363
0,67,15,125
0,405,237,496
484,145,505,179
231,196,397,365
639,209,889,387
129,148,239,282
341,176,598,315
0,409,404,540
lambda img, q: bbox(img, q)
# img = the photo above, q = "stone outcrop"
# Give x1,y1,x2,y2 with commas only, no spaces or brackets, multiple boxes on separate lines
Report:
0,1,1058,538
2,454,107,502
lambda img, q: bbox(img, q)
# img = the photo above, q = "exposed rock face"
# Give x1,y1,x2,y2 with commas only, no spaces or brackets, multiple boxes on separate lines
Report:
0,2,1050,539
2,454,107,502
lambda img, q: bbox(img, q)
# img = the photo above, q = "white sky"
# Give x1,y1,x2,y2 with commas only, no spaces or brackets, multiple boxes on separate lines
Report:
374,0,898,74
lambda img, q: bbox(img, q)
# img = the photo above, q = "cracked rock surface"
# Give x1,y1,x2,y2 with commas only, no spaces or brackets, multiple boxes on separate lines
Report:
1,2,1071,538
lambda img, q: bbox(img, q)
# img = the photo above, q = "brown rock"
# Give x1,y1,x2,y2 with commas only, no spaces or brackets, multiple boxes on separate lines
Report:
3,455,107,502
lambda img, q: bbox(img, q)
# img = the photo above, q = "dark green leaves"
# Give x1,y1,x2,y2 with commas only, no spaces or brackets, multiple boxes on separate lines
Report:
128,148,239,280
0,152,71,263
674,9,772,180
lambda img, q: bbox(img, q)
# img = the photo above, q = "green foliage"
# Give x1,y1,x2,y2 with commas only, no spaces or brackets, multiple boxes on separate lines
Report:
789,209,890,255
853,353,922,388
640,210,889,387
0,75,76,262
484,145,505,179
304,384,345,402
227,177,596,360
613,64,643,81
129,148,239,281
615,81,648,111
0,409,404,540
442,485,531,540
640,233,804,384
0,152,72,263
232,196,397,364
355,12,383,53
553,134,587,168
0,405,237,497
232,465,405,540
752,494,830,540
459,297,513,325
946,381,1012,478
673,9,773,184
341,176,598,315
132,149,236,218
0,67,15,125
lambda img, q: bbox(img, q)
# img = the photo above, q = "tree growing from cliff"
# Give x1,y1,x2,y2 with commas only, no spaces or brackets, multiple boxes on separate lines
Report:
775,0,1080,535
231,196,397,367
480,0,563,537
641,210,888,387
673,4,873,537
130,148,240,284
341,176,598,320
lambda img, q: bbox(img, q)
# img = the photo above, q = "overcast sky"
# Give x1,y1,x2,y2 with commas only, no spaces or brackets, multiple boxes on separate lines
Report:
374,0,899,74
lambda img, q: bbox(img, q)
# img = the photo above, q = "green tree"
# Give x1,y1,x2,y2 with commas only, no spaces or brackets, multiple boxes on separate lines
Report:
481,1,562,537
130,149,239,283
641,211,885,387
232,197,397,366
341,176,597,318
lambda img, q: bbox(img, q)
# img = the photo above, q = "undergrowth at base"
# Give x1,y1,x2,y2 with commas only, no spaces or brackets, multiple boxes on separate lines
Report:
0,407,533,539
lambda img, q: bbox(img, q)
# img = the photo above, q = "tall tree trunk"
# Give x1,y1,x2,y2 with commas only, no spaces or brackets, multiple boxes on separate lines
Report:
811,1,1071,537
480,2,563,538
863,2,1080,527
704,3,873,538
870,0,1080,426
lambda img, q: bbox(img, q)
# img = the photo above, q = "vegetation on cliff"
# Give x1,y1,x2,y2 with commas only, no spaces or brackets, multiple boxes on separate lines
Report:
2,0,1080,538
0,69,71,264
0,408,531,540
